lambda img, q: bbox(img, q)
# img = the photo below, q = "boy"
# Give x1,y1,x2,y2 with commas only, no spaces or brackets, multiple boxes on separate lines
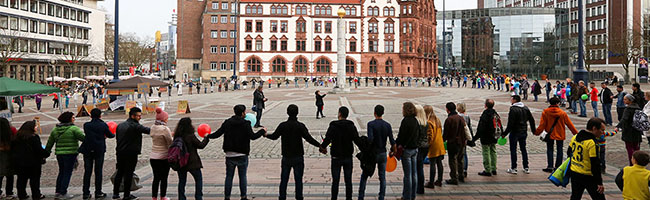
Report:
615,151,650,200
595,130,618,173
568,118,605,200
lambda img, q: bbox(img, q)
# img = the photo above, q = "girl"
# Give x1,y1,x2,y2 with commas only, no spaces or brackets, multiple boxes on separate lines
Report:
45,112,85,199
0,118,15,199
12,121,47,200
174,118,209,200
150,108,173,200
424,105,444,188
395,102,419,200
414,105,429,194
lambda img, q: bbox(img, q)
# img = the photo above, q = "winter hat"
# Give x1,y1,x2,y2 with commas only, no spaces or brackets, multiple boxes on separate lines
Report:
155,107,169,121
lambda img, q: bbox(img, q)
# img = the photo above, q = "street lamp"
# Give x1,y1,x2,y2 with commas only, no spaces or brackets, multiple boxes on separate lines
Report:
50,59,56,83
534,56,541,79
633,48,640,83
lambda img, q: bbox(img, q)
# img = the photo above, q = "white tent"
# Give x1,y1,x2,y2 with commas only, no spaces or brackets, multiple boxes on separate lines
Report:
67,77,87,82
46,76,66,82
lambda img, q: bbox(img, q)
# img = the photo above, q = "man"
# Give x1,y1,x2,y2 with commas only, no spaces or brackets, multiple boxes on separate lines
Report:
208,105,267,200
113,107,151,200
188,81,194,95
264,104,321,200
358,105,395,200
534,97,578,173
599,82,614,126
632,83,646,106
568,118,606,200
81,108,115,200
472,99,500,176
589,82,599,118
545,78,552,102
502,95,535,174
253,86,267,128
320,106,361,200
442,102,468,185
521,78,530,100
615,85,627,121
577,81,589,117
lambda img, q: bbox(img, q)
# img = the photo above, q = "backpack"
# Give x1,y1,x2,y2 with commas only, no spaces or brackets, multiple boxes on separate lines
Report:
492,113,504,139
632,110,650,131
167,137,190,171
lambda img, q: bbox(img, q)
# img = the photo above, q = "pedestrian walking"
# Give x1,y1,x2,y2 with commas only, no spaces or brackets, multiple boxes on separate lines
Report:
315,90,327,119
150,108,172,200
188,81,194,95
358,105,394,200
590,82,599,118
113,107,151,200
174,118,209,200
615,85,627,121
80,109,114,200
502,95,535,174
534,97,578,172
599,82,614,126
423,105,445,187
568,118,606,200
395,102,419,199
253,86,267,128
616,94,643,165
0,118,15,199
472,99,500,176
264,104,321,200
207,105,267,200
45,112,84,200
442,102,468,185
35,94,42,111
11,121,47,200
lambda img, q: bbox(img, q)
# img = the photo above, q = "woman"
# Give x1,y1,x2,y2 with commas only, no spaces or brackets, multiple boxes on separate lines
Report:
395,102,419,200
616,94,643,165
150,108,173,200
45,112,85,199
424,105,445,188
414,105,429,194
11,121,47,200
532,80,542,102
456,103,473,178
0,118,15,199
174,118,209,200
315,90,327,119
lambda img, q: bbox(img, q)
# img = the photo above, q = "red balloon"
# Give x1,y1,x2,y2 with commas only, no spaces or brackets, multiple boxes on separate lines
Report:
197,124,211,138
107,121,117,134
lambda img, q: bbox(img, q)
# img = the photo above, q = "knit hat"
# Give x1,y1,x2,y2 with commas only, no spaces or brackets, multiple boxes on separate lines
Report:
155,107,168,121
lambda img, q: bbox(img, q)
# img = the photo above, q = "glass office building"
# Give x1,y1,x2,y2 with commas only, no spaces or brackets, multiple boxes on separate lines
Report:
437,7,571,78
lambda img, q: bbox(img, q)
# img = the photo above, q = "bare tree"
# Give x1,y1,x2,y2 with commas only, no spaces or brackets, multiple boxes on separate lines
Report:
609,28,642,82
0,29,28,77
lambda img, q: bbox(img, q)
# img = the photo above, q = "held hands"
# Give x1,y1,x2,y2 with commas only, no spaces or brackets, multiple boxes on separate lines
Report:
319,146,328,154
597,185,604,194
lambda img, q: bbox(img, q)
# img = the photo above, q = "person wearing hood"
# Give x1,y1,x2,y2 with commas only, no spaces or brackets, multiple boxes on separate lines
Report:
520,78,530,100
616,94,643,166
472,99,501,176
568,118,606,200
532,80,542,102
502,95,536,175
319,106,362,200
534,97,578,173
208,105,266,200
264,104,321,200
80,108,115,200
632,83,647,107
113,107,151,200
45,112,85,200
149,108,173,200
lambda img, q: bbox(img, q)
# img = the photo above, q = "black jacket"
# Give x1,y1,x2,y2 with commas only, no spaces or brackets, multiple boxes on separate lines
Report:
396,116,420,149
320,119,361,158
181,134,209,170
115,118,151,155
474,108,498,145
315,93,326,106
80,118,115,154
633,89,647,107
253,90,265,109
266,117,320,157
208,115,265,155
600,87,613,104
616,103,643,143
11,134,48,168
503,102,536,136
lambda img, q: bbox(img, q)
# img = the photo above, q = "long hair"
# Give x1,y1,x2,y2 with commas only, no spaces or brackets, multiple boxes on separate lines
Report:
424,105,441,128
15,120,37,141
402,102,417,117
173,117,195,139
415,104,427,126
0,118,12,148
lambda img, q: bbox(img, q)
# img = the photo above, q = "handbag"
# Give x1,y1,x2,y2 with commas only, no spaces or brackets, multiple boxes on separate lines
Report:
541,117,560,142
251,105,258,112
548,158,571,187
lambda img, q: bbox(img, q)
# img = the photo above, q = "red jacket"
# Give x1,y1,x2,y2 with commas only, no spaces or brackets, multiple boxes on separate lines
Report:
534,105,578,140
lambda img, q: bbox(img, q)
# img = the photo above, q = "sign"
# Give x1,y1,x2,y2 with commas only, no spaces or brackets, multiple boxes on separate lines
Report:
109,96,128,111
0,110,11,122
159,87,167,93
177,100,191,114
125,101,137,115
145,102,159,113
137,82,151,94
640,58,648,83
107,90,120,95
119,89,134,95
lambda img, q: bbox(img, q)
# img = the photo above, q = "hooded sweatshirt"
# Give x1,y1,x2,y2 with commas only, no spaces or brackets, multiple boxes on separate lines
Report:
46,123,85,155
320,119,361,158
569,130,602,185
208,115,265,155
503,102,536,136
474,108,498,145
534,105,578,141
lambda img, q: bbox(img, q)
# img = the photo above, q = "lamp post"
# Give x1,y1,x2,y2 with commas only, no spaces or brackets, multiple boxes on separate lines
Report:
633,48,640,83
573,0,588,82
534,56,541,79
232,0,239,89
442,0,446,76
112,0,120,82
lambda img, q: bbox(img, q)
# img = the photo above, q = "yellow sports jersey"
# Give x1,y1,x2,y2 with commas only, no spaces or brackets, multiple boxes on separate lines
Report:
569,136,598,176
622,165,650,200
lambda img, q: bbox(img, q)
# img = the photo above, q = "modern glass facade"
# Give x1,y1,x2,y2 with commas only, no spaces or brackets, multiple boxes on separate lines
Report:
437,7,571,79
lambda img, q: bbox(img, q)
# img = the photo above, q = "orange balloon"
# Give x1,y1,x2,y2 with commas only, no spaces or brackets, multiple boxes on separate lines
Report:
386,155,397,172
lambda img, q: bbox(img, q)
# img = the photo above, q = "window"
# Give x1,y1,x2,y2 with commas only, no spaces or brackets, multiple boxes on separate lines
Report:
231,16,236,23
221,16,227,23
211,31,218,38
245,21,252,32
211,16,218,23
211,62,218,71
280,21,288,32
282,5,288,14
325,21,332,33
257,5,262,14
316,58,330,72
384,41,394,52
230,62,235,71
220,62,227,71
212,2,218,9
220,46,227,53
296,40,306,51
231,2,236,13
270,40,277,51
255,21,262,32
369,40,378,52
346,59,355,73
255,40,262,50
296,21,305,33
272,58,286,72
30,0,37,12
280,40,287,51
211,46,218,53
30,20,37,33
325,41,331,51
349,22,356,33
245,39,252,50
55,24,61,36
294,58,307,72
369,22,378,33
385,23,394,34
222,2,228,10
0,15,6,29
314,41,321,51
47,23,54,35
349,41,356,52
389,7,395,16
193,63,200,71
247,58,261,72
70,9,76,20
230,46,236,53
271,21,278,32
19,18,27,32
385,60,393,73
383,7,389,16
220,30,227,38
230,30,236,38
369,59,377,73
314,21,321,33
56,6,62,18
39,21,45,34
39,2,45,14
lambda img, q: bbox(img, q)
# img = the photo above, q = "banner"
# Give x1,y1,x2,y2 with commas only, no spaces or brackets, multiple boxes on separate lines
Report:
177,100,191,114
119,89,134,95
107,90,120,95
109,96,128,111
137,82,151,94
125,101,137,115
640,58,648,83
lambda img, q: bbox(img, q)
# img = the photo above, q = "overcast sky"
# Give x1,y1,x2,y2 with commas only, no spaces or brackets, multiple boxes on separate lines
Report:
99,0,476,37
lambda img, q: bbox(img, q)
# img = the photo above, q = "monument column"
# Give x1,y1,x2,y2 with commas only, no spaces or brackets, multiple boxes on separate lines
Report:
332,8,349,93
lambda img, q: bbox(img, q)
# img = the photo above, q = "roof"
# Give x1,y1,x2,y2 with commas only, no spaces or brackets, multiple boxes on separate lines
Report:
105,76,169,90
0,77,61,96
240,0,360,4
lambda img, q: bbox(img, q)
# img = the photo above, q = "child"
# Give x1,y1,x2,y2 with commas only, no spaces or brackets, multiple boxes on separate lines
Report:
65,91,70,109
560,88,567,107
596,130,618,173
615,151,650,200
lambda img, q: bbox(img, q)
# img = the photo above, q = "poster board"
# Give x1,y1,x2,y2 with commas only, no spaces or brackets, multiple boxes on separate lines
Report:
95,101,109,110
145,102,159,113
640,58,648,83
177,100,191,114
125,101,137,115
137,82,151,94
109,96,128,111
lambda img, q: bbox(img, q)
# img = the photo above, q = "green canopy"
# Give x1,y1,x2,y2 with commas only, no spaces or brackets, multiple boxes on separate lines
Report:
0,77,61,96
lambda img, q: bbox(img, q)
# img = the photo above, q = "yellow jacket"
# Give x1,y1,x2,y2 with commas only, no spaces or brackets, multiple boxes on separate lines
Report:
427,120,445,158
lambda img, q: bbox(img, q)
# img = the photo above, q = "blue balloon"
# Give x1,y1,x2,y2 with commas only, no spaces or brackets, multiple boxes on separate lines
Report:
245,113,257,128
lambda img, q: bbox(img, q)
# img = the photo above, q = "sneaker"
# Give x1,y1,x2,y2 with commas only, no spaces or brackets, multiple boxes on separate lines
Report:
523,168,530,174
56,194,74,200
506,168,518,174
542,168,554,173
83,194,92,200
478,171,492,176
491,171,497,175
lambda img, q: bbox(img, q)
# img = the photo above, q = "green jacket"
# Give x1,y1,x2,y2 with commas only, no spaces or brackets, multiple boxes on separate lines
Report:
46,123,85,155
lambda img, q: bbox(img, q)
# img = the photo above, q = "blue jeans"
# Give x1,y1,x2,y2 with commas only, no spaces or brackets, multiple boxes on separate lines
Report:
177,169,202,200
401,148,417,200
331,157,353,200
279,156,304,200
602,103,612,125
358,152,386,200
255,109,263,127
225,156,248,198
591,101,599,118
579,100,587,116
82,152,105,196
571,99,578,113
546,139,564,169
55,154,77,195
509,133,529,169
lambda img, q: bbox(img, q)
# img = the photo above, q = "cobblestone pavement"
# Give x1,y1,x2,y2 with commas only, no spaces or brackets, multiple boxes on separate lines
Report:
8,83,650,199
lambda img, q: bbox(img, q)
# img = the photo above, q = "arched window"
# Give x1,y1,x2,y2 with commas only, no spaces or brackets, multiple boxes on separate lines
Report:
282,6,288,15
385,60,393,73
315,6,320,15
389,7,395,16
326,6,332,15
369,59,377,73
294,57,308,72
301,6,307,15
257,5,263,14
316,58,330,72
272,58,286,72
374,7,379,16
247,58,261,72
246,5,252,14
383,7,389,16
271,5,276,14
346,58,355,73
